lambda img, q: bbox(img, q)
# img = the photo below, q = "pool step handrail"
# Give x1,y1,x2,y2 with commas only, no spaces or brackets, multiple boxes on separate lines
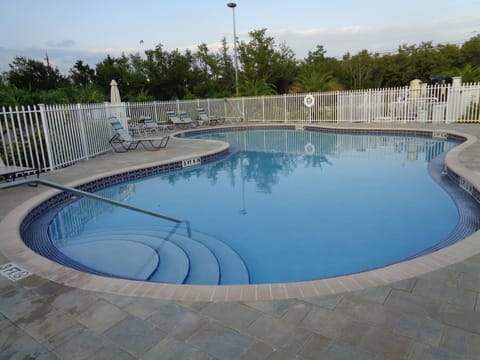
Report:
0,178,192,237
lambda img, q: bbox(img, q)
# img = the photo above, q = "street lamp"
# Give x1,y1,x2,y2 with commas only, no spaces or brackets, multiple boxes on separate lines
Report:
227,2,239,96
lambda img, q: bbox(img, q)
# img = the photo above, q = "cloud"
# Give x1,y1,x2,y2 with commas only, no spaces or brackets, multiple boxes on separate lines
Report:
88,47,142,55
46,40,76,48
270,17,478,59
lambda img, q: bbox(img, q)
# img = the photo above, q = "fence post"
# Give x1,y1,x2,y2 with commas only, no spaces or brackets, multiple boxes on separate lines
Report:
38,104,55,171
366,89,371,122
242,97,246,122
153,101,159,120
77,104,90,160
402,87,408,124
338,91,344,122
262,96,265,122
104,102,111,118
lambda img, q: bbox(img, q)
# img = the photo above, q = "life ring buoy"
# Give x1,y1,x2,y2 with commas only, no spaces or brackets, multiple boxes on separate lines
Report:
304,94,315,108
305,142,315,155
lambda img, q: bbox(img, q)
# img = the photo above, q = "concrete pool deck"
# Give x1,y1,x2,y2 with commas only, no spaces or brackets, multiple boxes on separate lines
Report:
1,123,480,359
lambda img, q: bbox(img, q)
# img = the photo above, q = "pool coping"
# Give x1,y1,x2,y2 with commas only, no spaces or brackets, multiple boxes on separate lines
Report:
1,123,480,302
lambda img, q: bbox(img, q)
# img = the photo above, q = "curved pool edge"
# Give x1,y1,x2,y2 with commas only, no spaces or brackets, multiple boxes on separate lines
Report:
2,123,480,302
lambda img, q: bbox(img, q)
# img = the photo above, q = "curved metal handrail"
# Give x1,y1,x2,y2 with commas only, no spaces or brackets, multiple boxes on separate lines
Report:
0,178,192,237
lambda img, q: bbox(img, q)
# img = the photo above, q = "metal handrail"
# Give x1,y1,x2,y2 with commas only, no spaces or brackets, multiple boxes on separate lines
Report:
0,178,192,237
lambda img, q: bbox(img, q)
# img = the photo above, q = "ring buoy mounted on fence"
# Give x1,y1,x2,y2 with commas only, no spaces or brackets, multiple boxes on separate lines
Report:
304,94,315,108
305,142,315,155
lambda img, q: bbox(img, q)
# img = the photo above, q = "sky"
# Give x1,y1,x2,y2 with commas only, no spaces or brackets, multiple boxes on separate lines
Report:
1,0,479,74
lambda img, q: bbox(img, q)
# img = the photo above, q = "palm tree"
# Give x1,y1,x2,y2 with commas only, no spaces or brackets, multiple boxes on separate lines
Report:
291,70,333,93
239,79,277,96
450,64,480,83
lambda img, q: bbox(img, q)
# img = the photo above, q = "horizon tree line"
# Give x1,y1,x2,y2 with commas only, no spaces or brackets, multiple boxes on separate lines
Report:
1,29,479,107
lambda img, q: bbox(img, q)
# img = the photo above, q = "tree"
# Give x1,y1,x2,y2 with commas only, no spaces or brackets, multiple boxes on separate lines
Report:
69,60,95,87
450,64,480,83
291,70,333,93
305,45,328,65
192,42,233,98
237,29,298,94
7,56,65,91
239,79,276,96
216,38,236,96
94,55,131,98
0,83,30,106
436,44,464,72
342,50,375,89
143,44,196,100
122,53,150,101
462,35,480,67
296,45,344,91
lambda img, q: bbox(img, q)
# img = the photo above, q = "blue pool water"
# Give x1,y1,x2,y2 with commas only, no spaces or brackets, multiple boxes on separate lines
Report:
48,129,462,284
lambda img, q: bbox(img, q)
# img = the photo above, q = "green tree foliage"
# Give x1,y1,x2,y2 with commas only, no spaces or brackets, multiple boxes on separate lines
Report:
1,56,104,106
237,29,297,94
450,64,480,83
2,33,480,106
69,60,95,87
94,54,132,98
193,40,235,98
342,50,376,89
143,44,196,100
461,35,480,66
7,56,66,92
239,79,277,96
295,45,345,92
292,70,333,93
0,83,30,107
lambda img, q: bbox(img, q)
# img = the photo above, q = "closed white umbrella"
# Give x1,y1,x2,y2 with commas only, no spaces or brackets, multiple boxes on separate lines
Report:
110,80,121,104
109,80,128,128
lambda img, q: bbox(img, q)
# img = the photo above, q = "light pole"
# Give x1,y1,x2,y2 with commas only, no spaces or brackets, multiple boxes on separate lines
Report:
227,2,239,96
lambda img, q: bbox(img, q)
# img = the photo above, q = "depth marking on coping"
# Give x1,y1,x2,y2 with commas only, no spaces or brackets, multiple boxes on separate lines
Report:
0,262,32,281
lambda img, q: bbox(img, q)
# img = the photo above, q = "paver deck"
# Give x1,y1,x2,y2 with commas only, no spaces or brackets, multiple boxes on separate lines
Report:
1,123,480,359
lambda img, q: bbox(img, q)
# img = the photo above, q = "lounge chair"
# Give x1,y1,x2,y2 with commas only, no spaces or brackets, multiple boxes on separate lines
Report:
0,157,39,183
127,118,144,136
155,118,175,132
166,111,195,129
109,117,169,152
196,107,225,125
139,116,174,135
179,111,197,128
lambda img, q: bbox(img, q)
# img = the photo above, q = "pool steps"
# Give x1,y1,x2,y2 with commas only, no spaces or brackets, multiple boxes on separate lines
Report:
53,227,249,285
92,230,220,285
59,239,160,281
60,233,190,284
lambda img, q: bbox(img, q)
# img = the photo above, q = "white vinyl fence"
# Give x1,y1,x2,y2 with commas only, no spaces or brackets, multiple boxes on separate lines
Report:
1,83,479,172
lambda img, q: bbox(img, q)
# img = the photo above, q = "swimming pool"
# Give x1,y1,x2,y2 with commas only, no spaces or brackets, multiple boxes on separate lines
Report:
33,128,480,285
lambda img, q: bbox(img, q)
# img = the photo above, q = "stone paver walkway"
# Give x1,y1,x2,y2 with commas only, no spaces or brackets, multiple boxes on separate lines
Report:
1,124,480,359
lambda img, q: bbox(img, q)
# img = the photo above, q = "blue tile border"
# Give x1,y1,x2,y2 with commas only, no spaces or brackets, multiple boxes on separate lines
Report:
180,124,296,138
403,152,480,260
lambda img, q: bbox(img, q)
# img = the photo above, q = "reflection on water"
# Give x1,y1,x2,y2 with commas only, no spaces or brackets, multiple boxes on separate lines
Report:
186,130,455,193
52,130,456,242
196,130,453,163
49,183,136,244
